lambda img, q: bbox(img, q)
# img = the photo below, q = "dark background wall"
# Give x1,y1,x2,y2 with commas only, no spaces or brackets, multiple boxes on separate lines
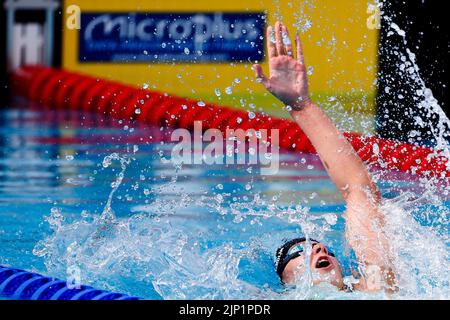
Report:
1,3,7,102
1,1,62,104
377,0,449,145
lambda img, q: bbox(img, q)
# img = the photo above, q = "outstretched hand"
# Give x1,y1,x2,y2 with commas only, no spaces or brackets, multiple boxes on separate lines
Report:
254,21,310,109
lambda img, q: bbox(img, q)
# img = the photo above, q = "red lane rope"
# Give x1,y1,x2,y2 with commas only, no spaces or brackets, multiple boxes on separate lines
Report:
11,65,449,178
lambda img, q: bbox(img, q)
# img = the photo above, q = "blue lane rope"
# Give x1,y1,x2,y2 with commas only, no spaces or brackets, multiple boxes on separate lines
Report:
0,265,140,300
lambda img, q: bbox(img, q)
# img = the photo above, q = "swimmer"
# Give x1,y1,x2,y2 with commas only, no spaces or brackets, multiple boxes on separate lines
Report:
253,22,397,293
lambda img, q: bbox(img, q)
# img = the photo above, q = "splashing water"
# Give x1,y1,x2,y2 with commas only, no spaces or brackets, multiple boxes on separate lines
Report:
101,153,131,221
31,148,449,299
386,19,450,163
33,153,138,294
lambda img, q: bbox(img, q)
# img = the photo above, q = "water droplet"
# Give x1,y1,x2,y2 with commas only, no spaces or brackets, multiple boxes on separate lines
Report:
282,32,291,45
215,88,221,97
184,47,190,55
197,101,205,107
324,214,337,225
373,143,379,155
215,194,224,203
269,30,276,43
225,87,233,95
135,108,141,114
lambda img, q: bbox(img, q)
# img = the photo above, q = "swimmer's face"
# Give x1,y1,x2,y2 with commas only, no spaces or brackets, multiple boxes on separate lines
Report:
282,242,344,288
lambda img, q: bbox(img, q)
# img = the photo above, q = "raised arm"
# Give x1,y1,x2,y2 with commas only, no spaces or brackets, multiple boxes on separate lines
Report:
254,22,396,291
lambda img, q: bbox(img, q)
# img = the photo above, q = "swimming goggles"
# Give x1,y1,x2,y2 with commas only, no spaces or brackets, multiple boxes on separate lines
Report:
275,237,335,279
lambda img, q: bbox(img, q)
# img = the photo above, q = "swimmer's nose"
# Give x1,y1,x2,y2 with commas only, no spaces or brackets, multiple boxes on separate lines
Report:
313,243,329,256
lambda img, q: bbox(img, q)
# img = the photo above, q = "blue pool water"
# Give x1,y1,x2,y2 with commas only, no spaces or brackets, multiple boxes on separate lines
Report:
0,101,449,299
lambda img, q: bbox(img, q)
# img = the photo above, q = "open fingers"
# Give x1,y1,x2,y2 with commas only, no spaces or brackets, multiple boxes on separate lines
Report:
281,24,293,57
266,26,277,59
295,33,305,64
274,21,285,56
253,64,270,89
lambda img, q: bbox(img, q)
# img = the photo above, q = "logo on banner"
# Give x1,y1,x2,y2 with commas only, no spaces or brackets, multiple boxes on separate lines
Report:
79,12,265,63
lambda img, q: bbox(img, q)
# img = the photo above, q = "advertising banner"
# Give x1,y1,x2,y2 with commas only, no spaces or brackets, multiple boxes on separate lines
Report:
79,12,265,63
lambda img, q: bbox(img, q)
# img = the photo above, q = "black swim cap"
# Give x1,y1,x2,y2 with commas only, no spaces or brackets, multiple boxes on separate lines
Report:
275,237,318,280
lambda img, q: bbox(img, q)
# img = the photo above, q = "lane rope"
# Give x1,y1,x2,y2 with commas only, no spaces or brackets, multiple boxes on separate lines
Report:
0,265,142,300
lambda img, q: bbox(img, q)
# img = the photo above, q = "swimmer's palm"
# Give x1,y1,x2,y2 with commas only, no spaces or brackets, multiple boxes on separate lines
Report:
255,55,309,107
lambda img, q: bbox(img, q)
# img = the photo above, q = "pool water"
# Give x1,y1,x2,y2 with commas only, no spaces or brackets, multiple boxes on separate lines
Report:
0,101,449,299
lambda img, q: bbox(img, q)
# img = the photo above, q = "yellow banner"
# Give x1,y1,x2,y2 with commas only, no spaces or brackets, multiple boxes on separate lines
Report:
63,0,379,117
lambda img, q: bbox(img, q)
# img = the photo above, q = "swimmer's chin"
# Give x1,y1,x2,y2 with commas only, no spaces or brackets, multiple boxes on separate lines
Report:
286,271,344,290
310,270,344,289
287,276,344,293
